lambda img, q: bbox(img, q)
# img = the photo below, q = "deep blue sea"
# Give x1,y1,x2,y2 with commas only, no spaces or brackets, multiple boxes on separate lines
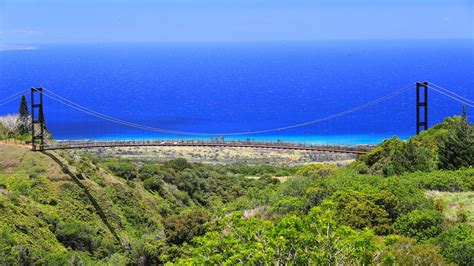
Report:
1,40,473,144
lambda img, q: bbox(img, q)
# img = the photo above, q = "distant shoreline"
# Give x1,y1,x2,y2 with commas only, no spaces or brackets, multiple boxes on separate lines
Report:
54,133,410,146
0,45,37,51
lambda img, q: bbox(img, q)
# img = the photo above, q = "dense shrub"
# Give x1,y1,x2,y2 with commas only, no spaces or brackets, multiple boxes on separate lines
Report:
330,190,397,234
296,163,337,178
1,114,472,265
433,224,474,265
378,236,448,265
361,137,405,176
394,210,443,241
362,137,437,176
166,158,192,172
438,110,474,170
178,207,377,265
402,168,474,192
164,208,210,245
104,160,138,180
54,221,98,253
143,176,165,195
361,114,473,176
0,228,17,265
139,164,166,181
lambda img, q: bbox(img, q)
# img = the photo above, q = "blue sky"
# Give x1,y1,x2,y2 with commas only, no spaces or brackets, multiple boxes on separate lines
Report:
0,0,472,43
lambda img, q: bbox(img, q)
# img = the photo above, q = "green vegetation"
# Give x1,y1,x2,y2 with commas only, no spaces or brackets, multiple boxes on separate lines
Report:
438,108,474,170
17,95,30,135
362,111,473,176
0,95,31,142
0,114,472,264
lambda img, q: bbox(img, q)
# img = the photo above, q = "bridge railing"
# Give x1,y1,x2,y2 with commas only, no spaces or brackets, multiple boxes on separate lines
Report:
42,139,373,153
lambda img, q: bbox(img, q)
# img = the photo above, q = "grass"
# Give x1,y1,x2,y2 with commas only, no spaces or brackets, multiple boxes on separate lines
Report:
427,190,474,225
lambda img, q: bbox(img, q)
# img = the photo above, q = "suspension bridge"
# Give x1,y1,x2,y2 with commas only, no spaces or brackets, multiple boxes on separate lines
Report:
0,81,472,154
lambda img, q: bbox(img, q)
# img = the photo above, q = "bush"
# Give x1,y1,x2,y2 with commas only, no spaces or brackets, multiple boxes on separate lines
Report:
438,110,474,170
296,163,337,178
164,208,211,245
271,196,304,215
379,236,448,265
330,190,395,235
105,160,138,180
362,137,437,176
403,169,474,192
143,176,165,195
394,210,443,241
433,224,474,265
0,227,18,265
139,164,166,180
54,221,98,253
166,158,191,172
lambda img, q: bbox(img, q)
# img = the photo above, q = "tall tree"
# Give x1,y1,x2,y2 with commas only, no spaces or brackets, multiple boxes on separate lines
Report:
438,107,474,169
17,95,30,134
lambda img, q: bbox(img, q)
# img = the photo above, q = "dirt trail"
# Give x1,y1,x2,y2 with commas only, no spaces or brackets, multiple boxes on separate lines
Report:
0,141,30,148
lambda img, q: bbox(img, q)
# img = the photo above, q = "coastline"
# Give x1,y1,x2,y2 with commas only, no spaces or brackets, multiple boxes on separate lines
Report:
56,133,410,146
0,45,37,51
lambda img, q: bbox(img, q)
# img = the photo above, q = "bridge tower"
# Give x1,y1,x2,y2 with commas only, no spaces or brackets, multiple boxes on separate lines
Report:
416,82,428,135
31,87,45,151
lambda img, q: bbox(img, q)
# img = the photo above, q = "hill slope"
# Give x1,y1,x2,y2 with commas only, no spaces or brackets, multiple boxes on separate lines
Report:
0,145,165,264
0,114,473,265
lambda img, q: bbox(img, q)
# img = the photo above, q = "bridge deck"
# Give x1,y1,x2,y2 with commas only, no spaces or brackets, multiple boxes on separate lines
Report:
39,140,371,154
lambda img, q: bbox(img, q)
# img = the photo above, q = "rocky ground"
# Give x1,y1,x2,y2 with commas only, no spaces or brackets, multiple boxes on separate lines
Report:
85,146,357,165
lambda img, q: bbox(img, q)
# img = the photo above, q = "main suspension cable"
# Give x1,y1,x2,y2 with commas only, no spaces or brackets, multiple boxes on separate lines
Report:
0,89,29,106
42,82,414,136
427,85,474,107
427,82,474,104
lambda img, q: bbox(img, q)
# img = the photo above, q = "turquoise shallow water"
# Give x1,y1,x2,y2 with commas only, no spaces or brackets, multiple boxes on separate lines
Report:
90,133,410,146
1,40,472,145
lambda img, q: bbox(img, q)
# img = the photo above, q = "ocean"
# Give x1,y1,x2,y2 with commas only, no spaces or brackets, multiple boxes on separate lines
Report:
0,40,473,145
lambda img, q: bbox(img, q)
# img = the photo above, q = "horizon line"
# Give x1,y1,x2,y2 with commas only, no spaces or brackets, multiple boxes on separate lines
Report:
2,37,473,46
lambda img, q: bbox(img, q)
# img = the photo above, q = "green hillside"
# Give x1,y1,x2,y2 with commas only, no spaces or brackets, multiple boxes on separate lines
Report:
0,114,473,265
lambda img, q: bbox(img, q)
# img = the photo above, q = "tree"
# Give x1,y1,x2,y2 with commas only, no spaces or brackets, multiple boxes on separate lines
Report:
18,95,29,119
438,107,474,170
17,95,30,134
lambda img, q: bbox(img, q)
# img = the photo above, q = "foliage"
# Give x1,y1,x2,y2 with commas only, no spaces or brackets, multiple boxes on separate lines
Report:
438,108,474,170
361,113,473,176
18,95,30,135
177,205,377,265
296,163,337,178
377,235,448,265
433,223,474,265
362,137,437,176
53,221,100,254
0,114,30,142
166,158,192,172
331,189,396,234
393,209,444,241
0,115,472,264
104,159,138,180
164,208,211,245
